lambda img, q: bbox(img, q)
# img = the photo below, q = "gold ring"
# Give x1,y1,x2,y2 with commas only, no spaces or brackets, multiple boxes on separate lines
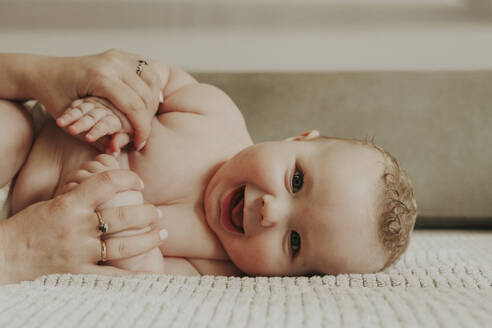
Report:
96,211,109,235
98,239,107,264
136,59,148,77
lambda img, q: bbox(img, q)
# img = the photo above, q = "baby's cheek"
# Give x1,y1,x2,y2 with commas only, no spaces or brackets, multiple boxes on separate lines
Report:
229,240,277,275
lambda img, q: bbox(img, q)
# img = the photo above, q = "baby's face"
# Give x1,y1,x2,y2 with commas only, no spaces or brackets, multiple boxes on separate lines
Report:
204,136,388,276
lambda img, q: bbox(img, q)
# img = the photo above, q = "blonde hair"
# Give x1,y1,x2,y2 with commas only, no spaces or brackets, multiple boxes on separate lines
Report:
369,141,417,269
312,136,417,271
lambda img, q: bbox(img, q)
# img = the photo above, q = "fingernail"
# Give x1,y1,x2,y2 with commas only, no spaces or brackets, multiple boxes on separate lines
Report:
157,207,163,218
159,229,168,240
159,91,164,103
136,141,146,151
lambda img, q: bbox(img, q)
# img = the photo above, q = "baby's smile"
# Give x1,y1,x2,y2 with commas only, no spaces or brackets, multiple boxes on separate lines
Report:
205,137,392,276
221,185,245,234
230,185,245,233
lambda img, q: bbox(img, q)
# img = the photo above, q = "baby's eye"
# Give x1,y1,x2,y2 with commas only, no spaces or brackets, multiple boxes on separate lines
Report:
290,231,301,257
292,169,304,193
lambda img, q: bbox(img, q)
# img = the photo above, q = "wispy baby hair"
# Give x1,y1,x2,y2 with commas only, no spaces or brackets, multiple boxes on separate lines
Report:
369,140,417,269
313,135,417,270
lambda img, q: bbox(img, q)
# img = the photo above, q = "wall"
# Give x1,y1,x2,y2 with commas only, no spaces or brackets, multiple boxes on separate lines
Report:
1,0,492,71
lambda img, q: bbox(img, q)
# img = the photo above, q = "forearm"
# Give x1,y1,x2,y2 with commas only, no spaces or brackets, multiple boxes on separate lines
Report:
0,53,43,101
0,53,72,118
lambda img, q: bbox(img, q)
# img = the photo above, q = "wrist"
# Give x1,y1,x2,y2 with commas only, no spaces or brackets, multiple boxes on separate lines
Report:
23,54,74,118
16,54,49,101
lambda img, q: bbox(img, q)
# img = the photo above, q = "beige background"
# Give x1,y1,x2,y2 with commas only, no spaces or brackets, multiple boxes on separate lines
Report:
1,0,492,71
1,0,491,222
195,72,492,220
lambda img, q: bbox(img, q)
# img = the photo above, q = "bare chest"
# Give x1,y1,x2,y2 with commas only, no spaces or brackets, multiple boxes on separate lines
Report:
13,113,252,262
129,113,251,206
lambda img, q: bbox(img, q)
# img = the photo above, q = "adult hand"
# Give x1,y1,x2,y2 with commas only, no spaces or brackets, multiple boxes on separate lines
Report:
0,169,164,285
34,49,162,150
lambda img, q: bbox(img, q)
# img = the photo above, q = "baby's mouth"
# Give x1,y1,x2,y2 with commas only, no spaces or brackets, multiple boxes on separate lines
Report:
221,185,245,234
230,185,245,233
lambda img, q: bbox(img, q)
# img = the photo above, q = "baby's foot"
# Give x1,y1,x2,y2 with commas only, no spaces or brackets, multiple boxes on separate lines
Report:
56,97,131,155
61,154,166,273
61,154,143,206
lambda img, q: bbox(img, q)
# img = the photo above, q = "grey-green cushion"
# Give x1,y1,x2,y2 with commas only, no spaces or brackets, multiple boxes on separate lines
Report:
195,72,492,222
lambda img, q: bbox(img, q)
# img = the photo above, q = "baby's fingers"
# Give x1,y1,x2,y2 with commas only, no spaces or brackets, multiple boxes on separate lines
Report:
86,115,122,142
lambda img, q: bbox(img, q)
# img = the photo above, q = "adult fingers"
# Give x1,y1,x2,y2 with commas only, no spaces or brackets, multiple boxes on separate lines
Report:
64,169,144,209
122,73,153,117
133,60,162,114
59,181,79,194
80,160,107,173
64,169,91,185
96,204,160,235
94,154,120,168
92,78,149,146
102,228,164,261
123,61,162,148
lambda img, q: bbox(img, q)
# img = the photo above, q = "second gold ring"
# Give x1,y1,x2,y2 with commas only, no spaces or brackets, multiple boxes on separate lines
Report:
96,211,109,235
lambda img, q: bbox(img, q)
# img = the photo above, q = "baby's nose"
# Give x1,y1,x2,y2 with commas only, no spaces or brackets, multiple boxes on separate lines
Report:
260,194,284,227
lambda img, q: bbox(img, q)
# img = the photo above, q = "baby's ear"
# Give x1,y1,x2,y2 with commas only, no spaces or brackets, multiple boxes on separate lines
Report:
284,130,320,142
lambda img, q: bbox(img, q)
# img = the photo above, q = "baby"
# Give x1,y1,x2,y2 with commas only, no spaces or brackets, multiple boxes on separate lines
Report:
3,63,417,276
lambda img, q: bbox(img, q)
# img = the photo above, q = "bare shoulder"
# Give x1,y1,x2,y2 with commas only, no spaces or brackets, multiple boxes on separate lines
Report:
155,83,252,146
159,82,245,124
153,63,242,119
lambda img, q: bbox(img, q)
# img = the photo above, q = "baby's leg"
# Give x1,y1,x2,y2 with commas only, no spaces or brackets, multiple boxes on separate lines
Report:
0,100,33,187
62,154,166,273
57,97,131,155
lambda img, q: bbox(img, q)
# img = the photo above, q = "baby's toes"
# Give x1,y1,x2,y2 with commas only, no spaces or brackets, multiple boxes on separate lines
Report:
57,107,83,128
80,160,110,174
57,100,94,128
95,154,120,169
85,114,122,142
68,107,108,135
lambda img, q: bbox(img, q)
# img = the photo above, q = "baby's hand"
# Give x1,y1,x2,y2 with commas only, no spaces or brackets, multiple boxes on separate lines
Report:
56,97,133,155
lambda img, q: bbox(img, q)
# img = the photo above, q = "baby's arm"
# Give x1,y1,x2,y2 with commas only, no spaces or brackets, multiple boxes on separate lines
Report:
57,62,242,150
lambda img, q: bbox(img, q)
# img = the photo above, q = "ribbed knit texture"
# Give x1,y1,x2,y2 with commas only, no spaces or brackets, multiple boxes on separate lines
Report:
1,230,491,327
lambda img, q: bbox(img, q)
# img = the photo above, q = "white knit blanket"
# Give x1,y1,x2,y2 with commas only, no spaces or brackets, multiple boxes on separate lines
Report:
1,230,491,327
